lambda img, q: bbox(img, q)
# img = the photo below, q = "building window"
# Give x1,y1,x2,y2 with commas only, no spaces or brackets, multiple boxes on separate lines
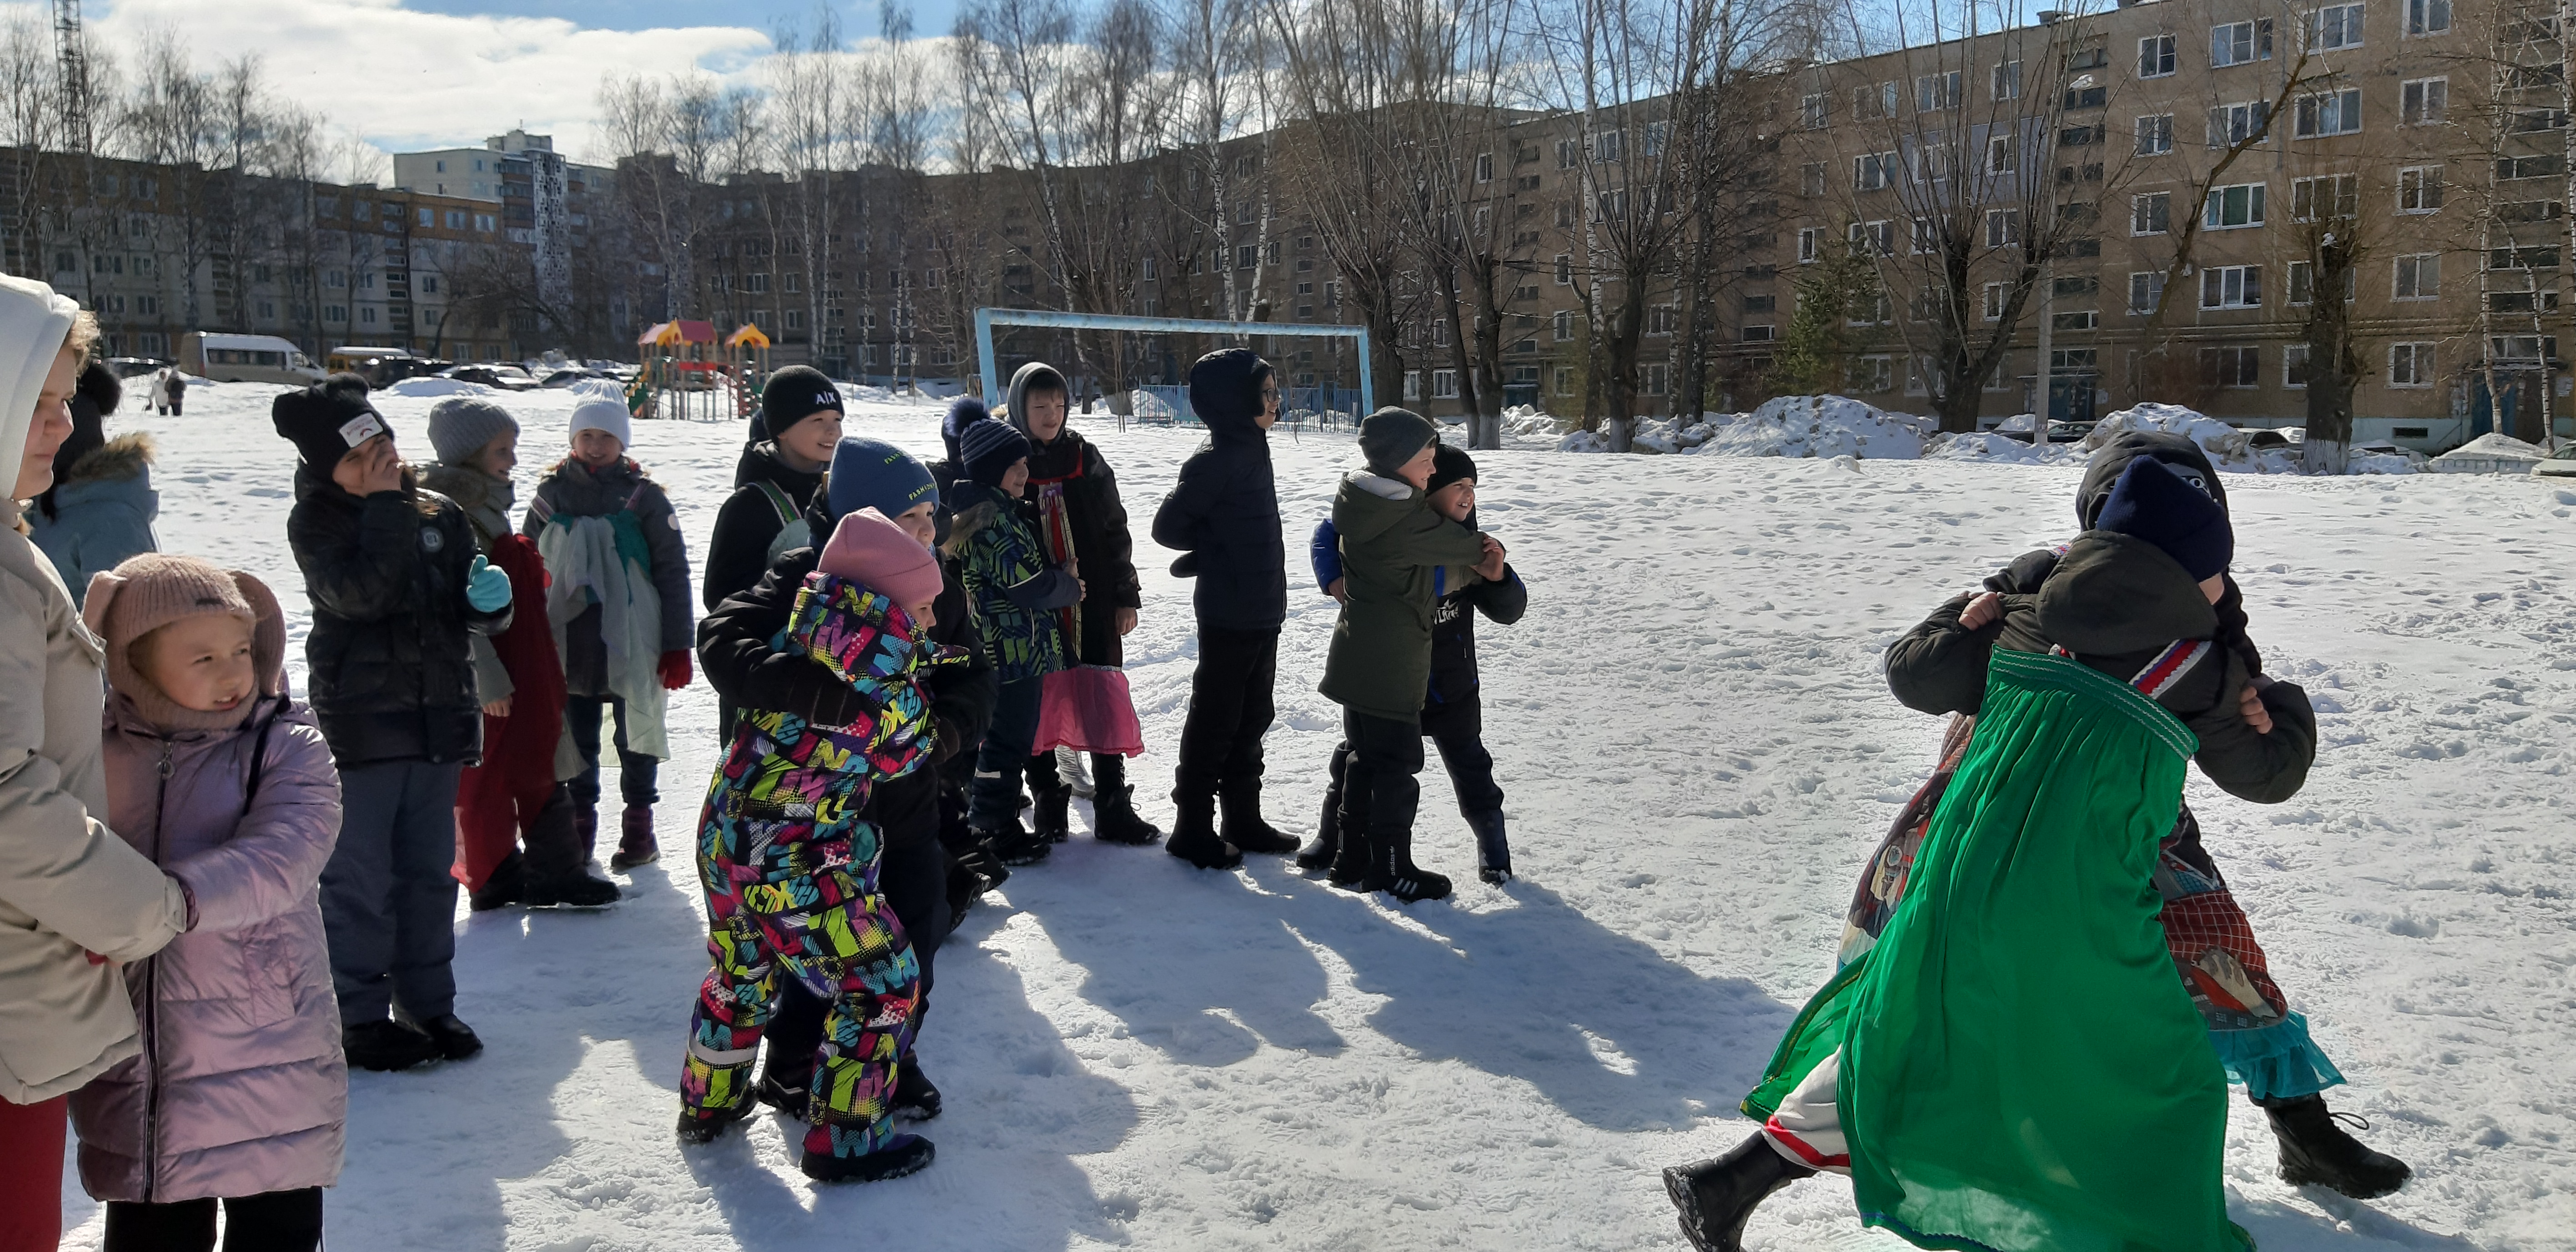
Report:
1911,217,1937,253
2394,253,2440,298
1983,282,2007,320
1433,369,1459,399
1917,71,1960,111
360,306,377,324
1850,220,1894,255
1985,208,2021,248
1800,93,1828,128
1853,151,1897,191
1555,253,1573,283
2284,343,2311,388
2209,101,2272,146
2294,88,2364,137
1553,309,1574,341
2201,264,2262,308
2501,154,2565,180
1847,356,1894,393
2128,271,2166,313
2135,114,2174,155
2307,3,2365,50
416,207,433,227
2401,77,2447,124
1403,370,1422,400
2131,192,2170,234
1796,227,1819,263
1553,365,1575,394
2204,182,2266,228
474,214,495,232
2289,173,2359,219
1854,81,1897,120
1641,363,1668,396
2408,0,2449,32
2390,342,2434,385
1741,325,1776,342
1474,152,1494,182
2202,345,2261,387
1987,134,2017,174
1992,60,2022,101
2398,165,2445,212
2138,34,2177,77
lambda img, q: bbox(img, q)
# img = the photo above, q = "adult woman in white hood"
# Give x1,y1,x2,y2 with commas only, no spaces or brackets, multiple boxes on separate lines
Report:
0,275,191,1252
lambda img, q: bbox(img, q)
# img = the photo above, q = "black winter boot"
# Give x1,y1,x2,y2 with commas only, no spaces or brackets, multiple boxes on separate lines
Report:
574,804,599,865
469,851,528,911
342,1019,440,1072
983,816,1053,867
1220,787,1299,855
676,1097,761,1145
394,1010,484,1061
1469,811,1512,884
1662,1132,1817,1252
1032,783,1073,843
801,1134,935,1183
1325,813,1372,889
754,1067,811,1120
527,869,623,908
1164,793,1243,870
1295,803,1338,874
2259,1093,2411,1199
1087,756,1162,845
1362,826,1450,903
892,1058,943,1121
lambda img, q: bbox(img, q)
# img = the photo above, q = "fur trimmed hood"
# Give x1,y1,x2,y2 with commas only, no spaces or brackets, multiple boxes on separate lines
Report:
56,432,154,486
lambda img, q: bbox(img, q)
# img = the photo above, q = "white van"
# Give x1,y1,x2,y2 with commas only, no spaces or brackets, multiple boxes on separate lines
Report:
178,332,325,385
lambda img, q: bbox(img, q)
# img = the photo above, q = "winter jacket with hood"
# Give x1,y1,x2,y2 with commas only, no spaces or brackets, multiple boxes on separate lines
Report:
521,456,694,690
1004,363,1142,634
287,466,509,767
1152,350,1286,632
945,479,1082,683
1318,472,1489,723
29,432,158,609
0,274,191,1105
702,441,826,613
1311,515,1527,707
417,460,571,811
71,572,347,1203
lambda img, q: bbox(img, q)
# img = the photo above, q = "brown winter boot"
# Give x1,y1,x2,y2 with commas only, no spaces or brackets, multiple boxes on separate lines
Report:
610,805,659,871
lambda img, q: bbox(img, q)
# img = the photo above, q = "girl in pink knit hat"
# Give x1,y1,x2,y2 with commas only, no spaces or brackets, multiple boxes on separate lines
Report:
73,554,346,1251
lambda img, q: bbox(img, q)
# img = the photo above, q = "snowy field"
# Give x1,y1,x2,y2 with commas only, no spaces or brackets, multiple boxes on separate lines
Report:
53,379,2576,1250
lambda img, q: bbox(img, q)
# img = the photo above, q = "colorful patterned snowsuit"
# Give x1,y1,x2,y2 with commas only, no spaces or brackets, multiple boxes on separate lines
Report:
680,573,946,1161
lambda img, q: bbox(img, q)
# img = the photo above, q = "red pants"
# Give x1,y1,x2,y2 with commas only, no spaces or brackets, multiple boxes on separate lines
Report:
0,1095,66,1252
453,776,557,890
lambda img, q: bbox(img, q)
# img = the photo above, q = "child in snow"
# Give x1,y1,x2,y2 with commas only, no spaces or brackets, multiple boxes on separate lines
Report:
1864,429,2408,1202
945,412,1083,867
73,556,345,1252
678,507,953,1184
998,361,1160,846
1303,443,1526,884
276,374,512,1073
30,362,156,607
697,436,992,1124
704,367,845,741
1667,458,2316,1252
523,399,695,872
1150,348,1300,869
1318,410,1504,903
420,398,619,911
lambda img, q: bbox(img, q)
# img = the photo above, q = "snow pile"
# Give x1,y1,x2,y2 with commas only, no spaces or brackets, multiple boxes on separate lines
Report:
1687,394,1928,460
1924,431,2078,464
1629,414,1721,454
2081,403,2305,473
383,376,493,398
1992,412,2039,433
2429,432,2548,474
2346,451,2422,475
1555,427,1613,453
1502,405,1559,438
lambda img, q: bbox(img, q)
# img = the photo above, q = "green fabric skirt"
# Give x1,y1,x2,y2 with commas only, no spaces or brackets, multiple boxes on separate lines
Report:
1749,648,2243,1252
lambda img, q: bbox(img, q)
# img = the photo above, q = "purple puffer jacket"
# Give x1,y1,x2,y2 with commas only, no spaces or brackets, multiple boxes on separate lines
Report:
69,688,347,1203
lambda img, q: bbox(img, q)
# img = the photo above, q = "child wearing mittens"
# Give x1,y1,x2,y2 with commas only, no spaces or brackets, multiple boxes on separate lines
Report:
74,556,346,1252
677,508,954,1185
523,399,694,872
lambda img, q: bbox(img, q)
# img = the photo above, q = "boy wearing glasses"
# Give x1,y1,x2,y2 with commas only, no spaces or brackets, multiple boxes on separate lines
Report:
1152,348,1299,869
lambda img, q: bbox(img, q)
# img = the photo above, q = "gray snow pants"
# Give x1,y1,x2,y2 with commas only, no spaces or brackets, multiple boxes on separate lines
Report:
322,760,464,1025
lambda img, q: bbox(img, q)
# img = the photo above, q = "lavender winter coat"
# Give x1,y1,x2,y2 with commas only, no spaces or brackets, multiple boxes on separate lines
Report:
69,676,347,1203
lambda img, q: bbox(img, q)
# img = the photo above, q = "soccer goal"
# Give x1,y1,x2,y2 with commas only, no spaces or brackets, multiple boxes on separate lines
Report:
973,307,1375,427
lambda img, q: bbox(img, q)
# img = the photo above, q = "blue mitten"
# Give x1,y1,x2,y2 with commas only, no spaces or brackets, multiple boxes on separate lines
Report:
466,555,512,612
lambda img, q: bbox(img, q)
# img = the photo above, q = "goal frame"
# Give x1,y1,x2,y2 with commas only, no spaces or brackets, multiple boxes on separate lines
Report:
973,307,1374,420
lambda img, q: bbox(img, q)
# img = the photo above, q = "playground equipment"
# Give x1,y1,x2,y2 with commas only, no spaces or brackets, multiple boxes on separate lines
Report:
628,320,770,421
972,308,1373,427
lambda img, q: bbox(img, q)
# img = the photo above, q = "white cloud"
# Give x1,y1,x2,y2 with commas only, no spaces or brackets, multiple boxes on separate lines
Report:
86,0,774,164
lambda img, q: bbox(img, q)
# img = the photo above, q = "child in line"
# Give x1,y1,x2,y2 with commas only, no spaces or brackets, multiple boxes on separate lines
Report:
420,398,618,909
1303,443,1526,884
30,361,156,608
1668,458,2318,1252
945,413,1083,866
1318,410,1504,903
677,508,951,1184
276,375,510,1072
1151,348,1299,869
704,368,844,742
74,556,345,1252
1000,361,1160,846
523,399,694,871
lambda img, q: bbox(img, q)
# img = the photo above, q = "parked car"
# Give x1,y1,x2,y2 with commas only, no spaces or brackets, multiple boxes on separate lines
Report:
180,332,326,385
102,356,170,380
2531,443,2576,477
443,364,543,392
541,368,610,388
2045,420,2096,443
2247,429,2293,449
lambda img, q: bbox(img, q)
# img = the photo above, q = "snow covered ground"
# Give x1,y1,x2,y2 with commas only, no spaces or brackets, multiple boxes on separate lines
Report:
53,379,2576,1250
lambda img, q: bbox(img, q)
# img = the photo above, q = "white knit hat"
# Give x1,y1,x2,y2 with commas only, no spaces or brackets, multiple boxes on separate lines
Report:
0,275,79,496
569,398,632,449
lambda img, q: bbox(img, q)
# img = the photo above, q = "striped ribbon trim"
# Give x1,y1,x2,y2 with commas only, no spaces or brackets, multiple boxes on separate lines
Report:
2130,639,2212,700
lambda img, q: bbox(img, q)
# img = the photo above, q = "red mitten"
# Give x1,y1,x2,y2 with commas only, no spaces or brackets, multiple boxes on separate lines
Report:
659,650,692,691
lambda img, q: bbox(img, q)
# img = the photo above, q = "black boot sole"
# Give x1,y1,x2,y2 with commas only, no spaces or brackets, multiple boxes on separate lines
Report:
801,1138,935,1183
1167,838,1243,870
1662,1168,1726,1252
2281,1158,2410,1199
677,1101,758,1145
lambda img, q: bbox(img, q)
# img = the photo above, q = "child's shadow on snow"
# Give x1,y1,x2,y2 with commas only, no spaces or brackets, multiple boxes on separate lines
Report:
1029,850,1791,1132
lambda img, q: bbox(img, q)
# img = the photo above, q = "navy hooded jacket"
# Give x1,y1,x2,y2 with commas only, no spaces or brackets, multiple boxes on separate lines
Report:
1152,349,1285,631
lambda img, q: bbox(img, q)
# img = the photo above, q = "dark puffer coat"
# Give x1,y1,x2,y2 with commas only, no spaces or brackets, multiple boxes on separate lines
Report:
1152,349,1285,632
287,468,508,766
702,441,825,612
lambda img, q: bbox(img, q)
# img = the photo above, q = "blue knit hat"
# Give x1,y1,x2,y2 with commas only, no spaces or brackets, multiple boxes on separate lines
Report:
826,436,937,524
960,418,1031,488
2094,457,2233,582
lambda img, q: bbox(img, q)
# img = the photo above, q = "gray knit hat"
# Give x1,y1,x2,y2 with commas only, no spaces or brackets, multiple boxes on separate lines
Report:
427,396,520,465
1358,407,1437,478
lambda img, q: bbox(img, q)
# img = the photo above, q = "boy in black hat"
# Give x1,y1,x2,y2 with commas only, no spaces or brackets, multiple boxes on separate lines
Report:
1303,442,1527,883
1151,349,1298,869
